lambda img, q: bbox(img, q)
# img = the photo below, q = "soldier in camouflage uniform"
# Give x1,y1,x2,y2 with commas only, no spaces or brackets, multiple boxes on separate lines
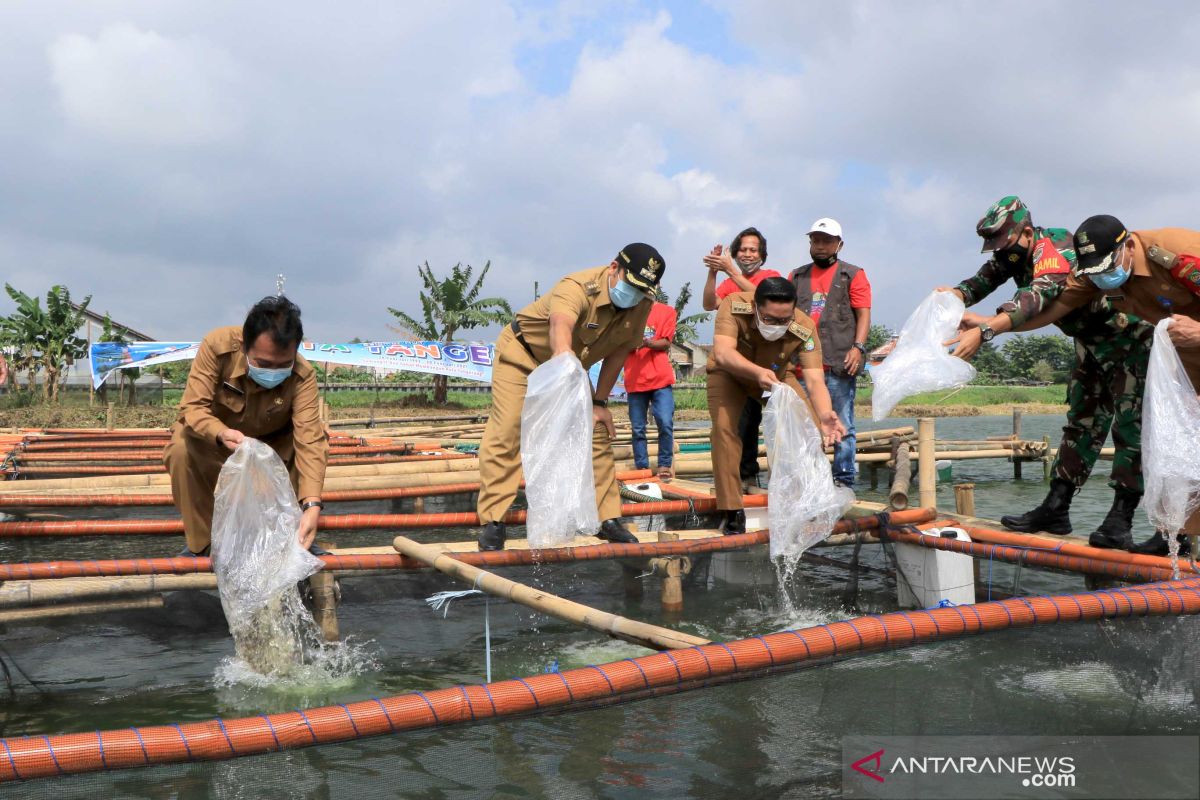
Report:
941,196,1152,550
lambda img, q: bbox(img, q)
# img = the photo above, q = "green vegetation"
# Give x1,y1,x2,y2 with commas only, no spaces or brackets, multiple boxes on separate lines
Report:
0,284,90,403
387,261,511,405
855,383,1066,407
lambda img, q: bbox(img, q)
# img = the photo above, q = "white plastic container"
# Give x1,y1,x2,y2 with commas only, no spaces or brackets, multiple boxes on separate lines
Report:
630,482,665,532
892,526,976,609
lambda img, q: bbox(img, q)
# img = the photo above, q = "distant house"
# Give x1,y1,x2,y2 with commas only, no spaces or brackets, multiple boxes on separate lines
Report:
867,336,898,368
669,341,711,381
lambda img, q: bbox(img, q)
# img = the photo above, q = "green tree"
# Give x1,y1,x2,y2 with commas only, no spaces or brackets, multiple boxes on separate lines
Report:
658,282,709,345
864,323,891,353
971,341,1007,381
1001,334,1073,381
387,262,511,405
0,284,91,403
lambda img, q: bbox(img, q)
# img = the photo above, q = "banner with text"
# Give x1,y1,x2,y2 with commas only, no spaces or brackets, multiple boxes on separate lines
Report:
90,340,495,388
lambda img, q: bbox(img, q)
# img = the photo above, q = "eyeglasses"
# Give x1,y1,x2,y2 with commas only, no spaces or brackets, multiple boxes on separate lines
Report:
757,311,793,326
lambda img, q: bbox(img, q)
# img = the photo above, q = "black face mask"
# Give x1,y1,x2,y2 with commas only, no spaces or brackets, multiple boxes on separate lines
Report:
994,244,1028,266
811,252,838,268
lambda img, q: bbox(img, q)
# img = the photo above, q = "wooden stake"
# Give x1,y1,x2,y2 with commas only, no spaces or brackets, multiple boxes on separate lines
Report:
308,550,340,642
1012,409,1023,479
918,418,936,510
889,437,911,511
657,530,683,614
392,535,709,650
954,483,976,517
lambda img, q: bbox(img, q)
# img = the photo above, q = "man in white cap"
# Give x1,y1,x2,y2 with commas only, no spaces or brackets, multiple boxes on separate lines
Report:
789,218,872,489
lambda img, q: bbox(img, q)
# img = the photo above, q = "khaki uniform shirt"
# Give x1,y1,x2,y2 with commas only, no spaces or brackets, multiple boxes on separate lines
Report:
514,265,653,367
1058,228,1200,323
707,292,824,384
174,325,328,500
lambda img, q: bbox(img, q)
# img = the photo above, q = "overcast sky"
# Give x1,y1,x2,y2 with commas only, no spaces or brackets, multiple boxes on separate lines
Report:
2,0,1199,345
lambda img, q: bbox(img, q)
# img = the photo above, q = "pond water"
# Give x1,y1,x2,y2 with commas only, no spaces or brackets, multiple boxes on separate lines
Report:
0,416,1196,799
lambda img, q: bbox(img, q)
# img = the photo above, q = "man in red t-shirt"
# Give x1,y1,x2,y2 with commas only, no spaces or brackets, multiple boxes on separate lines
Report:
702,227,783,485
623,301,678,480
701,226,783,312
790,218,872,489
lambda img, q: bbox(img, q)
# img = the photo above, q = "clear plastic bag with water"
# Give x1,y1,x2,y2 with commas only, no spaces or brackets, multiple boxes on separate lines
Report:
871,290,976,421
1143,318,1200,555
210,438,322,676
521,352,600,548
763,383,855,561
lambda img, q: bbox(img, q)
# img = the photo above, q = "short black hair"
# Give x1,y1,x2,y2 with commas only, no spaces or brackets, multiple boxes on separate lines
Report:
754,277,796,306
731,227,767,264
243,296,304,350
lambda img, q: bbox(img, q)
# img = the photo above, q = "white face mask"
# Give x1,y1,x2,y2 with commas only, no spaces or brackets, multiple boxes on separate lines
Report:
737,258,763,275
756,310,788,341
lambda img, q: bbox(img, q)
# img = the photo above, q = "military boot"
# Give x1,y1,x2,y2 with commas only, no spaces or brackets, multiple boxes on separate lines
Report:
477,521,507,551
1131,531,1193,558
722,510,746,536
1000,478,1074,534
1087,489,1141,551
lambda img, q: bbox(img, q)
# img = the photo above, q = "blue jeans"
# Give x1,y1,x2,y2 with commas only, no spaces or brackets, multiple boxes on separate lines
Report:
627,386,675,469
825,372,857,487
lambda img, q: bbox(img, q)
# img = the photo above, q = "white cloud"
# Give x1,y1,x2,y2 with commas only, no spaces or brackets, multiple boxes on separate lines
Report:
48,23,243,146
2,0,1200,344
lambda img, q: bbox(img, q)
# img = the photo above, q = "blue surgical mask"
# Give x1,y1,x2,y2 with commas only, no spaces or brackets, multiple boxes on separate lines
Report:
1089,266,1131,291
609,279,644,309
248,363,293,389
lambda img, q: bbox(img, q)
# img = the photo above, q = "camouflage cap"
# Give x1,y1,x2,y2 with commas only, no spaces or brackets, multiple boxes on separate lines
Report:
976,195,1033,253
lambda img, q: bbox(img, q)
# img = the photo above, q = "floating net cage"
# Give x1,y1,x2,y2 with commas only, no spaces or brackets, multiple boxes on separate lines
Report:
0,428,1198,798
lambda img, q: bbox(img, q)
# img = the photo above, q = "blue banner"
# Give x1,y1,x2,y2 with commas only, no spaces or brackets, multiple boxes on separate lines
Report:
89,340,495,388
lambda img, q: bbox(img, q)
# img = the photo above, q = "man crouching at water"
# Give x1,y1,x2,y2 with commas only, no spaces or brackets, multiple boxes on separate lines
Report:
164,296,328,557
706,278,845,535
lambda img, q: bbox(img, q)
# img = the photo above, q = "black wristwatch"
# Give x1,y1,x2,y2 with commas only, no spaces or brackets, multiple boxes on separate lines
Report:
978,323,996,343
300,500,325,512
852,342,867,354
592,398,608,408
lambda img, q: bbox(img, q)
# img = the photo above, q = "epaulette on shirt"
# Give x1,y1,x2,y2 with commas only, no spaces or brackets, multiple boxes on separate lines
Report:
788,321,812,339
731,301,753,314
584,280,601,296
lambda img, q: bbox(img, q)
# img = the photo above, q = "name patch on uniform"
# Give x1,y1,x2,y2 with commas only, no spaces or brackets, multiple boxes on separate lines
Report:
731,301,753,314
788,321,812,339
1032,237,1071,278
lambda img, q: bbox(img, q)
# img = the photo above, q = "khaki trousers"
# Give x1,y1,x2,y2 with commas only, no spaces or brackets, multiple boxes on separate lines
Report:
707,370,809,511
476,329,622,524
163,426,300,553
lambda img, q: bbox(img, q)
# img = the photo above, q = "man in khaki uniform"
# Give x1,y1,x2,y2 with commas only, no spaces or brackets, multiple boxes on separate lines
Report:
164,296,328,556
477,243,665,551
1017,215,1200,555
707,277,845,535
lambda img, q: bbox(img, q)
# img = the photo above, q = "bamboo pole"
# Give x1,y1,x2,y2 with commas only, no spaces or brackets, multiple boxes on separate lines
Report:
1012,409,1023,479
0,574,217,608
656,530,683,614
392,535,710,650
954,483,976,517
918,417,936,510
889,437,911,511
0,596,164,623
